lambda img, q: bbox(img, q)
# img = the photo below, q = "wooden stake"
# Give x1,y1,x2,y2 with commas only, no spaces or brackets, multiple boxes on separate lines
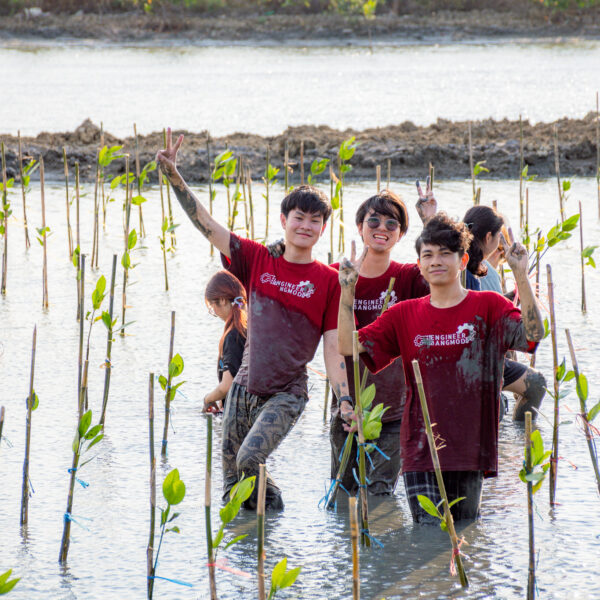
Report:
147,373,156,599
565,329,600,495
207,135,214,256
468,122,475,200
387,158,391,189
412,359,468,588
376,165,381,193
158,162,169,292
349,496,360,600
257,464,267,600
100,254,118,427
17,132,31,249
0,406,4,452
163,129,176,250
161,311,176,457
547,264,559,506
78,254,85,407
596,92,599,220
300,140,304,186
525,188,530,251
20,325,37,526
205,414,218,600
63,147,74,258
284,141,289,193
265,146,270,242
40,158,49,309
75,161,81,250
121,155,131,338
519,115,525,232
134,123,146,237
428,162,434,190
91,152,100,269
553,125,565,223
525,411,535,600
1,141,8,295
579,201,586,314
246,168,255,241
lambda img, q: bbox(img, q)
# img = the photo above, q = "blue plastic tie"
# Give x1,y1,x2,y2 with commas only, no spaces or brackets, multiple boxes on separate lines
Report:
361,528,384,549
68,468,89,489
0,435,13,448
360,441,390,461
148,575,193,588
352,468,371,488
64,512,92,531
28,475,35,497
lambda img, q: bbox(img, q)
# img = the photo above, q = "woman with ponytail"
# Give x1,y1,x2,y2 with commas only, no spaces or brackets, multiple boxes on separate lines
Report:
203,270,247,413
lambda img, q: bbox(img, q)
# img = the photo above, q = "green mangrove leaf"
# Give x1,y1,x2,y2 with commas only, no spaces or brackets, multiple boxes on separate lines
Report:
163,468,186,505
219,502,237,526
128,229,137,250
169,354,184,378
576,373,588,402
30,392,39,411
121,252,130,269
224,534,248,550
72,245,80,267
167,526,180,534
562,180,571,192
556,358,565,382
131,195,146,206
160,506,169,526
587,401,600,423
86,433,103,452
447,496,465,509
0,568,20,594
72,431,80,454
213,525,225,549
339,136,357,161
78,410,92,437
231,475,256,504
564,370,575,382
214,150,233,166
101,311,112,330
531,430,544,463
168,512,180,522
360,384,376,411
310,157,329,176
473,161,489,176
158,375,168,390
110,175,122,189
280,566,302,589
562,214,579,231
84,424,103,440
271,557,287,588
417,494,441,519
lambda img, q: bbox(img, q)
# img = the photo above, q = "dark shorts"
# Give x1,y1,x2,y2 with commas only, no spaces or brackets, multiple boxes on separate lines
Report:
503,357,527,387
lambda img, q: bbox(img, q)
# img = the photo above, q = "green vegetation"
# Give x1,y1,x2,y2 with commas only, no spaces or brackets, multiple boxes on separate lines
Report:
0,570,19,595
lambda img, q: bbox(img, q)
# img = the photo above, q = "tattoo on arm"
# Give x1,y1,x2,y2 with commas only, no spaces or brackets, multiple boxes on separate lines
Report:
170,179,213,238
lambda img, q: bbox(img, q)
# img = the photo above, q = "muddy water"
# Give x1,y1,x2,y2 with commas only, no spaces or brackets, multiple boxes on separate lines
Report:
2,40,600,138
1,176,599,599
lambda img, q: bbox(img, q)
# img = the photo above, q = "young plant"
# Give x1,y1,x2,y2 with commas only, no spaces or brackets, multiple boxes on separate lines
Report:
0,142,12,295
307,157,329,186
159,337,184,450
20,157,38,249
0,570,20,595
519,165,537,246
98,144,124,228
582,245,598,269
58,409,104,564
417,495,465,530
335,136,358,254
527,214,580,275
212,150,238,231
268,557,301,600
520,423,553,493
262,152,279,242
132,159,157,237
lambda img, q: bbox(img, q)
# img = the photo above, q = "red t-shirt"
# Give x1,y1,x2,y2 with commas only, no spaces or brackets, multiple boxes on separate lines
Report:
330,261,429,422
358,291,537,476
222,233,340,398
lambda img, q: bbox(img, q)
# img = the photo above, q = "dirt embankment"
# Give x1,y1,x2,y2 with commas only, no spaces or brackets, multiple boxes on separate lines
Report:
1,116,598,185
1,6,600,44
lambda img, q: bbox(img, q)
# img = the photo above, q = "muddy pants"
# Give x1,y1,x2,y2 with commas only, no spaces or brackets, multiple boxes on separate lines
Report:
330,413,402,496
222,382,307,507
403,470,484,524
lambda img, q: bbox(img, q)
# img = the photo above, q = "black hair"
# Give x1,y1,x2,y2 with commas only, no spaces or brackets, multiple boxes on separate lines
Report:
355,190,409,234
280,185,332,222
463,205,504,277
415,212,472,257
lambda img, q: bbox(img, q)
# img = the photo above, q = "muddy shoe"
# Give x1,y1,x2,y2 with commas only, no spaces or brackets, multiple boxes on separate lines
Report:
512,393,540,422
265,490,284,511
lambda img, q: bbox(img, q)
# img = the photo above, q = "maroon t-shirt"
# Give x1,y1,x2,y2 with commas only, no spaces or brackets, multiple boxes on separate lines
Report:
222,233,340,398
358,291,537,476
330,261,429,422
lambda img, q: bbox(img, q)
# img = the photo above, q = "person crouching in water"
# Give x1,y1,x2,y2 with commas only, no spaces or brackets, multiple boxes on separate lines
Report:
203,270,247,414
338,213,544,523
330,191,429,495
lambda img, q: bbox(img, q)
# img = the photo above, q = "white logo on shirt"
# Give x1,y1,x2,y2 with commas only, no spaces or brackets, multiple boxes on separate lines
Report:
354,289,397,311
414,322,476,348
259,273,316,298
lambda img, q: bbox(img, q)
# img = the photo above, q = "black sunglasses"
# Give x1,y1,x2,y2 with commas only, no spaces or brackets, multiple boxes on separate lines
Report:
366,216,400,232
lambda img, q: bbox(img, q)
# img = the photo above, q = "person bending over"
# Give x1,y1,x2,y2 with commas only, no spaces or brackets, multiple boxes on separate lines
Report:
338,213,543,523
156,130,349,511
203,270,247,414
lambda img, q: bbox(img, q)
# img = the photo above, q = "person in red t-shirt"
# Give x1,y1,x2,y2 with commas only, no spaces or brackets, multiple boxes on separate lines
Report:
338,213,544,522
329,190,429,496
156,130,350,511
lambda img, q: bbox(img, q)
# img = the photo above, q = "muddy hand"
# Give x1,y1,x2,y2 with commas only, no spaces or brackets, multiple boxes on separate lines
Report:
266,238,285,258
500,228,527,275
156,127,184,177
339,240,368,288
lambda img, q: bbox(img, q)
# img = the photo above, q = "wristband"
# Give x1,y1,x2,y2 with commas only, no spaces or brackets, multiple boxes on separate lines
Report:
339,395,353,406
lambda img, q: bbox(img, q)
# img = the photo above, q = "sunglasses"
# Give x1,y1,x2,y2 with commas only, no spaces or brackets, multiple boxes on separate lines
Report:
366,216,400,232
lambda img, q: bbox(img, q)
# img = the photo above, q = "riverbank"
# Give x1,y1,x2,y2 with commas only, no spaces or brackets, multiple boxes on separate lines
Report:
1,6,600,44
1,115,598,183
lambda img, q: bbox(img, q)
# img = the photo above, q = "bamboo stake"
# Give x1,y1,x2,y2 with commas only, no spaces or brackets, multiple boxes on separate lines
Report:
207,135,214,256
205,414,218,600
100,254,118,427
329,165,335,258
525,188,530,251
0,406,4,452
579,201,586,314
387,158,391,189
59,441,80,564
121,155,131,338
525,411,535,600
134,123,146,237
468,122,475,200
161,311,176,457
412,359,468,588
596,92,599,220
284,141,289,193
75,162,81,319
20,325,37,526
565,329,600,495
158,162,169,292
40,158,49,309
353,332,370,547
300,140,304,185
376,165,381,193
0,142,7,295
534,231,541,299
547,264,559,506
338,155,345,254
519,115,525,232
17,132,31,249
553,125,564,223
349,496,360,600
246,168,255,241
265,146,270,241
75,161,81,250
78,254,86,407
147,373,156,599
163,129,176,250
63,147,74,258
257,463,267,600
91,152,100,269
428,162,434,190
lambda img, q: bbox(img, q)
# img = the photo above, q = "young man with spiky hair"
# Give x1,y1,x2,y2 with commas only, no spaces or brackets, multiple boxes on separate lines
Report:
157,130,350,510
329,190,429,495
338,213,544,522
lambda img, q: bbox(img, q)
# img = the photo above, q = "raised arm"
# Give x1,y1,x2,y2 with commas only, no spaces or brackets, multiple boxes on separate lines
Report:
156,128,231,257
338,242,368,356
501,230,544,342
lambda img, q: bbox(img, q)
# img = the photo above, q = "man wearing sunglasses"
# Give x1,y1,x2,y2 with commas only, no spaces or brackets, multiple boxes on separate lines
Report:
329,191,429,495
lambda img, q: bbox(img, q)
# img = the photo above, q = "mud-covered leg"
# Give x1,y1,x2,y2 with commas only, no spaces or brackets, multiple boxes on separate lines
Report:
507,368,547,422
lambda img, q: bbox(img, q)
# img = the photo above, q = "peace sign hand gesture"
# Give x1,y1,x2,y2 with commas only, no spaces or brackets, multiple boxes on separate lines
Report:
415,175,437,225
500,227,528,276
156,127,184,179
339,241,368,289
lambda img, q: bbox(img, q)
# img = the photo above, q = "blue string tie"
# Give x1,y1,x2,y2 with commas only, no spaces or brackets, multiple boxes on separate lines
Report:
68,468,89,488
28,475,36,497
148,575,193,588
352,468,371,488
361,528,384,549
64,512,92,531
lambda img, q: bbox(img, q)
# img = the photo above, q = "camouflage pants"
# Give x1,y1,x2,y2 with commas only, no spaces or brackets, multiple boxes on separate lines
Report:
222,382,307,505
330,413,402,496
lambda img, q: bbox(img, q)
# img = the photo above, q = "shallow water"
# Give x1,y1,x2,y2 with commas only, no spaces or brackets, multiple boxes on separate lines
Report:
1,174,599,599
1,40,600,137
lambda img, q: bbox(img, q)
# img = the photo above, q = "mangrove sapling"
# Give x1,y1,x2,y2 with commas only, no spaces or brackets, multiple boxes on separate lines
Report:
17,134,34,249
527,214,580,276
578,202,598,314
98,144,124,230
0,141,13,296
62,147,73,258
307,157,330,187
205,415,218,600
147,374,156,600
120,159,134,338
100,254,118,427
267,557,301,600
349,497,359,600
20,325,37,526
257,464,266,600
91,151,100,269
0,570,20,595
412,359,468,588
262,151,279,242
133,124,146,237
300,140,305,185
132,159,157,237
245,168,255,241
337,137,358,254
553,125,566,223
284,141,289,192
363,0,377,52
565,329,600,496
58,409,104,564
518,166,537,247
39,158,49,309
77,254,86,406
163,129,176,250
212,150,238,231
520,411,551,600
547,264,560,506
